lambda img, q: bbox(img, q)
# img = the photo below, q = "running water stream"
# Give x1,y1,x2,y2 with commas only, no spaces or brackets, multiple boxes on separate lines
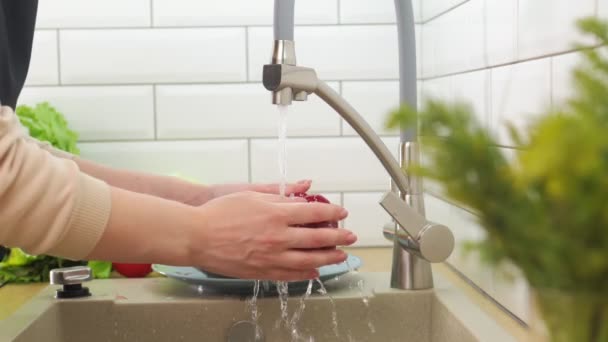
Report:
276,105,292,331
247,104,358,341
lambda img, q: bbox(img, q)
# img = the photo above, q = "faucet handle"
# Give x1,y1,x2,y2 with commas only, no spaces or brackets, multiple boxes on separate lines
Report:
50,266,92,299
380,192,455,263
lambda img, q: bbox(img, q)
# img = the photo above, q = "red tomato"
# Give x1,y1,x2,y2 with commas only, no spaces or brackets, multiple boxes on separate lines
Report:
112,263,152,278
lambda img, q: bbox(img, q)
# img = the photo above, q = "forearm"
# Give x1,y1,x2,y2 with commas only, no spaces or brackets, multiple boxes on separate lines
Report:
74,158,213,205
86,186,199,265
0,106,110,259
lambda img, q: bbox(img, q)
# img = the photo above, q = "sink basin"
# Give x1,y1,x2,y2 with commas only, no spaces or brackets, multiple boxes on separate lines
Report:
0,272,516,342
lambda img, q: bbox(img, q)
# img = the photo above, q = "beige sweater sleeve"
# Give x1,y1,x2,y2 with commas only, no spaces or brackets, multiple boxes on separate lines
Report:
0,106,111,260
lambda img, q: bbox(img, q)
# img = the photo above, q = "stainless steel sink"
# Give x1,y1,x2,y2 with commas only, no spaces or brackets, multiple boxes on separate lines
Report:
0,272,515,342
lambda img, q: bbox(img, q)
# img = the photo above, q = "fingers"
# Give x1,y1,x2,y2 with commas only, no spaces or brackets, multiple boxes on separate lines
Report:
282,202,348,225
277,249,349,271
253,179,312,196
286,179,312,195
285,228,357,249
249,192,307,203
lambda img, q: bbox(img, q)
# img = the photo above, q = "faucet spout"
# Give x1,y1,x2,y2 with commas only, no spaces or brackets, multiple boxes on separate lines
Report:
265,0,454,290
313,81,410,196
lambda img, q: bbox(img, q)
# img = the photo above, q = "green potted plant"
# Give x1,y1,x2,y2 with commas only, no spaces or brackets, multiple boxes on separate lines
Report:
387,18,608,342
0,103,112,284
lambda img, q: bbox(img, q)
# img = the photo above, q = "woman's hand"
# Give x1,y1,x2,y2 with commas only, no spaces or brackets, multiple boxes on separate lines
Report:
184,180,313,206
188,191,356,281
89,187,355,282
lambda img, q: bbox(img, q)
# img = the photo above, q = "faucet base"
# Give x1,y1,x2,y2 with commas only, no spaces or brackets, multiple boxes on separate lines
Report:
390,142,435,290
391,241,434,290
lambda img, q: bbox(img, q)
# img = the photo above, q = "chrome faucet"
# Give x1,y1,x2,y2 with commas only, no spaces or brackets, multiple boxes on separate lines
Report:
263,0,454,290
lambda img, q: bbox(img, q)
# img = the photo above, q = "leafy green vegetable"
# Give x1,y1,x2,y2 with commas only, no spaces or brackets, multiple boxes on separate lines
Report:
87,260,113,279
386,17,608,294
0,103,111,284
0,254,82,283
16,102,80,155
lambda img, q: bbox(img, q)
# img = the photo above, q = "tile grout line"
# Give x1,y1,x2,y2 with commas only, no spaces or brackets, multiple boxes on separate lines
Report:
22,78,400,88
420,0,472,25
77,133,401,144
33,22,398,31
514,0,520,61
149,0,155,27
56,29,62,85
245,27,250,82
481,0,489,68
421,47,591,81
486,68,493,132
79,132,401,143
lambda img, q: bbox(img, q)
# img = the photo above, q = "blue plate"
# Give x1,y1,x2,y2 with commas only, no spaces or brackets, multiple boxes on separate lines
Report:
152,254,362,295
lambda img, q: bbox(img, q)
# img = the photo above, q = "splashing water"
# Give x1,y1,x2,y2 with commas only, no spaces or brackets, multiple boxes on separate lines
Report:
274,105,350,341
275,104,292,332
357,279,375,334
276,281,291,329
246,280,262,341
289,280,314,341
344,258,374,334
316,278,340,337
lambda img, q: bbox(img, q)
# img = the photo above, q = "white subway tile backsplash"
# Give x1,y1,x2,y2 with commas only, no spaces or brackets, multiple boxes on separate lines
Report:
421,0,468,21
412,0,422,23
420,0,485,78
153,0,337,27
24,30,58,86
518,0,595,59
156,83,341,139
420,18,438,77
18,86,154,141
421,70,488,127
416,24,422,78
424,193,456,227
36,0,150,28
452,70,489,128
485,0,518,66
60,28,247,84
491,59,552,147
79,140,249,184
424,193,493,296
341,81,400,136
343,192,392,247
340,0,396,24
600,0,608,19
421,76,452,101
248,25,399,81
552,52,584,106
251,137,399,192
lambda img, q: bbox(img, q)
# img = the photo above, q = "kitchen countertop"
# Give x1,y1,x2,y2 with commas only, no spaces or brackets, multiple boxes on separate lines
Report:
0,247,393,321
0,247,528,340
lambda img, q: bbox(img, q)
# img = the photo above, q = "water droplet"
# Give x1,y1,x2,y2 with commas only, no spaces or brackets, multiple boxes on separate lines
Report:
315,279,340,337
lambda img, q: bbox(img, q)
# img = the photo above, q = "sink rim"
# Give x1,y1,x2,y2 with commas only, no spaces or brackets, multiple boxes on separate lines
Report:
0,271,518,342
